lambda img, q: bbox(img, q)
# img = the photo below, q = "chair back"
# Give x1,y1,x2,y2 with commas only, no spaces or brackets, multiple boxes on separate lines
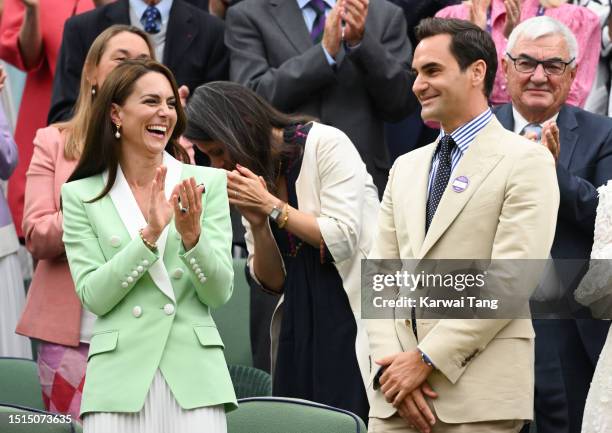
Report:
227,397,368,433
0,357,45,410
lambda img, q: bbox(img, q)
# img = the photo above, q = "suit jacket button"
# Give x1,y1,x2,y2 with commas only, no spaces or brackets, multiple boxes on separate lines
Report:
121,281,128,289
173,268,184,279
164,304,175,315
189,258,196,265
199,276,207,284
142,259,150,266
110,235,121,248
131,270,139,277
127,276,134,284
132,306,142,318
137,265,144,273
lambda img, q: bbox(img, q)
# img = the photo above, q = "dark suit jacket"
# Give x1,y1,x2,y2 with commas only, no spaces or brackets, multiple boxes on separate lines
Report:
225,0,416,193
496,103,612,319
48,0,228,124
495,103,612,260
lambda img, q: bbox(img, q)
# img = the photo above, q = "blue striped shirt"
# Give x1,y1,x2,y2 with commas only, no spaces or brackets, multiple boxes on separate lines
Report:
427,109,493,194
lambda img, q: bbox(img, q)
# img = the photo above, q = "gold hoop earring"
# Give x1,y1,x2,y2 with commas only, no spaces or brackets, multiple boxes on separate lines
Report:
115,123,121,139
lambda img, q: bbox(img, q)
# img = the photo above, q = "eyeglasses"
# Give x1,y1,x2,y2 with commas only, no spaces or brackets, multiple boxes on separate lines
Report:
506,53,575,76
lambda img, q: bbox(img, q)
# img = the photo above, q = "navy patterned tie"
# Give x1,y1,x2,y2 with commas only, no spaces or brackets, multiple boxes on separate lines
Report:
425,135,455,232
141,5,161,34
308,0,326,44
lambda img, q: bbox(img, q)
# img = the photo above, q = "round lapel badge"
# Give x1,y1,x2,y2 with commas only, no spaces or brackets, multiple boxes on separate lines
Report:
451,176,469,193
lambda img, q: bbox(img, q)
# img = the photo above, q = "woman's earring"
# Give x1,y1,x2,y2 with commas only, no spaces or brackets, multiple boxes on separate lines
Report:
91,86,96,96
115,123,121,139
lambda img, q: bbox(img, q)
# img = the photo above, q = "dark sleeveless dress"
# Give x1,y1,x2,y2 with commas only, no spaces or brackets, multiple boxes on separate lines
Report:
269,123,369,423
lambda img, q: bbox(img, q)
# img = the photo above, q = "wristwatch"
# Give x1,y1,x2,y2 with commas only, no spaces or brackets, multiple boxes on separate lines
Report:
268,203,283,223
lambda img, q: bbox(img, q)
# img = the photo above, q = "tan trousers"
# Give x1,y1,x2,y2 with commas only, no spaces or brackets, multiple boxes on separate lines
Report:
369,414,524,433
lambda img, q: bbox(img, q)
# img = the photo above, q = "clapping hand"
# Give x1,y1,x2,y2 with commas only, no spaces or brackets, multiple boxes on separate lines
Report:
143,166,175,242
341,0,368,47
322,2,343,58
173,177,205,251
20,0,38,9
541,121,560,162
503,0,521,39
465,0,490,30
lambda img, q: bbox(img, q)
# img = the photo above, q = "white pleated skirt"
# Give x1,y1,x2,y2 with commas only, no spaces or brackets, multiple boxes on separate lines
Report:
0,252,32,358
83,370,227,433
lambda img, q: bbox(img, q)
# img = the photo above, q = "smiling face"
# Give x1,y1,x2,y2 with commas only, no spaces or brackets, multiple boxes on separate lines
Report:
503,33,576,123
191,139,233,170
412,34,486,132
89,31,151,89
111,71,178,157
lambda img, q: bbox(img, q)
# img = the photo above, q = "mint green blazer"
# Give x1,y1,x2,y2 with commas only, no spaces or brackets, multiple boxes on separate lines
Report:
61,154,237,416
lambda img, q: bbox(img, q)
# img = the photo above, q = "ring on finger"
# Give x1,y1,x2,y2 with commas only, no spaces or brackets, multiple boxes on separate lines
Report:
180,206,189,213
234,190,239,199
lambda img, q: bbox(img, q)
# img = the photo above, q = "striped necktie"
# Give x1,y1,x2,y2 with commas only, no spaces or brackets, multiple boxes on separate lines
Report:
308,0,327,44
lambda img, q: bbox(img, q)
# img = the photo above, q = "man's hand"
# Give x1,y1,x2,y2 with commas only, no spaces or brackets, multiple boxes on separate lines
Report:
397,383,438,433
322,2,342,58
341,0,368,47
541,121,560,162
377,350,434,407
465,0,490,30
503,0,521,39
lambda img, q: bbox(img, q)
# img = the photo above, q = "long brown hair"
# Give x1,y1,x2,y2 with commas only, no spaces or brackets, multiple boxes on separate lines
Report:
66,59,189,202
184,81,314,191
55,25,155,161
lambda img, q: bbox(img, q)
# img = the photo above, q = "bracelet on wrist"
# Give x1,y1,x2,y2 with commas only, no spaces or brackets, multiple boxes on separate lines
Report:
139,228,158,251
277,202,290,229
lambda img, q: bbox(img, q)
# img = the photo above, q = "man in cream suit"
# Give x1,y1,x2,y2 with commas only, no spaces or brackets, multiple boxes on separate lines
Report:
366,18,560,433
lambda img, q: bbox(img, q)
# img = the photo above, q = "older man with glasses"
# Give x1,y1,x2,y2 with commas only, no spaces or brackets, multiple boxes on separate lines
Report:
495,15,612,433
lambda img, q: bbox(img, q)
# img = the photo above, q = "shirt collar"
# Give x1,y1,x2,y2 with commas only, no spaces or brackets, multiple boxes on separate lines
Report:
438,108,493,156
296,0,335,10
512,106,559,135
130,0,173,24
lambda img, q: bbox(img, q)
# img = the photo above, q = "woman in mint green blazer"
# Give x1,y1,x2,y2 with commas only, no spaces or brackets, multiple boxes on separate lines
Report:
61,59,237,433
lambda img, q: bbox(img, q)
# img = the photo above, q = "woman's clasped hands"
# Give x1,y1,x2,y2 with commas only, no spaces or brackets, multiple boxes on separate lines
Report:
143,166,205,251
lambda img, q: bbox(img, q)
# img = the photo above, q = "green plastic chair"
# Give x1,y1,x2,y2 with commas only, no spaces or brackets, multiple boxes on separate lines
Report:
0,404,82,433
227,397,368,433
0,357,45,410
228,365,272,399
211,258,253,366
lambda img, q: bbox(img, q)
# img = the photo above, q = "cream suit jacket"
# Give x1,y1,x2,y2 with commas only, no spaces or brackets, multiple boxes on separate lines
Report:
366,118,560,424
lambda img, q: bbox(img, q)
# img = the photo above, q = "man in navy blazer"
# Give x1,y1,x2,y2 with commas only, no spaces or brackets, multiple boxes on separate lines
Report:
48,0,228,124
494,16,612,433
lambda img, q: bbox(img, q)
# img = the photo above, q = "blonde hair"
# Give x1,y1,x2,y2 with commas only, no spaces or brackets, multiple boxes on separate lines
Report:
539,0,568,7
55,25,154,160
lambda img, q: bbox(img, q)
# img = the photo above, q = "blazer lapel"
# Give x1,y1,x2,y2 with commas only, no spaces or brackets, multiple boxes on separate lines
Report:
104,152,183,302
163,0,198,68
104,0,130,26
404,145,436,256
269,0,312,54
419,120,504,258
556,105,579,170
494,103,515,132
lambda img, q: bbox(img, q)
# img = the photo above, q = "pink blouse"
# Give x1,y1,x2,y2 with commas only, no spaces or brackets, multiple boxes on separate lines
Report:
436,0,600,107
